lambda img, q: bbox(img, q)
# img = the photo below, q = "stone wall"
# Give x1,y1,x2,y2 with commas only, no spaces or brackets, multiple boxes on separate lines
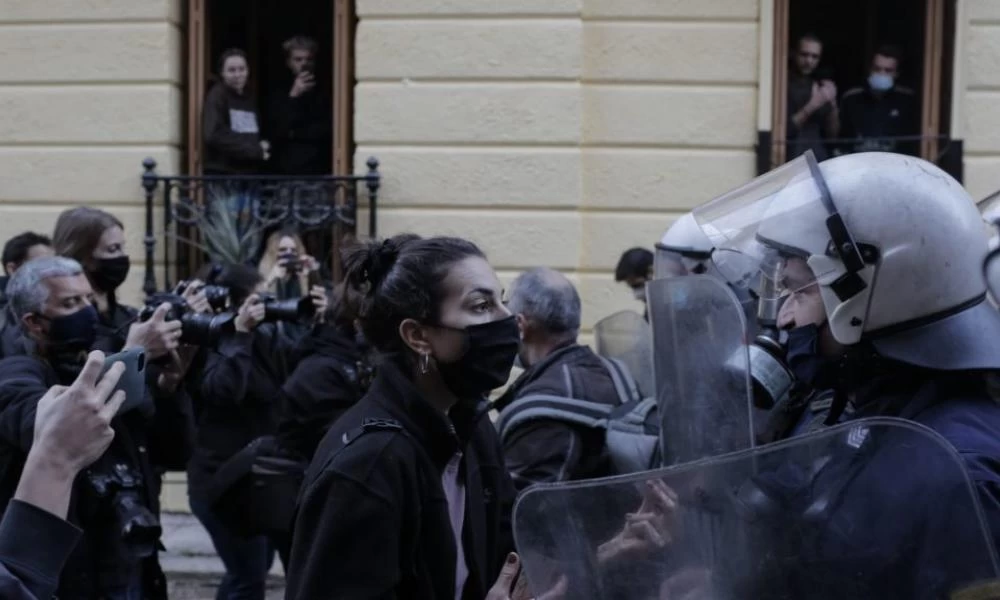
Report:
0,0,183,305
353,0,761,337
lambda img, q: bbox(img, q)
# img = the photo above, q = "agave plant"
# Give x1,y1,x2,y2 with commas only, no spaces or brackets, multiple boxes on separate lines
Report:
168,183,280,265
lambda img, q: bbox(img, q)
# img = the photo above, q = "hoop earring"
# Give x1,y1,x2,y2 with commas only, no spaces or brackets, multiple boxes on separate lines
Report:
419,352,430,374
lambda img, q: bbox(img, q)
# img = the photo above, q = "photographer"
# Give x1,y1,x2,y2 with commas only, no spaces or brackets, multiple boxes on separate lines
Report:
187,264,326,600
0,257,193,599
258,229,322,301
0,352,125,600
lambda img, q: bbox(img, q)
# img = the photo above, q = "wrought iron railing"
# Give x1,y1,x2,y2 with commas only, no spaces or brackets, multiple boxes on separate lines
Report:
755,134,964,182
140,157,380,296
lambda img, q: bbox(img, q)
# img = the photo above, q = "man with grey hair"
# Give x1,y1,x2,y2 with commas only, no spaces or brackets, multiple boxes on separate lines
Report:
0,256,193,598
495,267,632,491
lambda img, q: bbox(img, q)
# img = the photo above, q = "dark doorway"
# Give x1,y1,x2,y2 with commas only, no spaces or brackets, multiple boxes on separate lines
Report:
789,0,926,108
206,0,335,175
767,0,958,176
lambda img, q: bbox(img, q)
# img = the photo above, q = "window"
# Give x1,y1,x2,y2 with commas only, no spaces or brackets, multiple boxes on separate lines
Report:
184,0,355,176
767,0,958,178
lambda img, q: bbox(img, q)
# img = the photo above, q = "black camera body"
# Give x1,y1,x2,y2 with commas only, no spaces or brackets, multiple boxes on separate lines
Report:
257,293,315,323
140,292,235,346
176,281,231,312
279,253,302,275
87,463,162,559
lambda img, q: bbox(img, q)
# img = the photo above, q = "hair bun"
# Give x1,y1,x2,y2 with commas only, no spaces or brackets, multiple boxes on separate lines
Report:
360,234,421,289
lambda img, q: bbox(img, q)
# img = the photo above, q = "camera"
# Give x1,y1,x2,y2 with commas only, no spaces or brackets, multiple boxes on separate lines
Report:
139,292,235,346
257,292,315,323
176,281,230,312
87,463,162,559
279,252,302,275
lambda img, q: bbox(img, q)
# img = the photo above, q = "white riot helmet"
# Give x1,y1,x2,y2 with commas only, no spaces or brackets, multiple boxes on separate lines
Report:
694,151,1000,371
654,213,714,279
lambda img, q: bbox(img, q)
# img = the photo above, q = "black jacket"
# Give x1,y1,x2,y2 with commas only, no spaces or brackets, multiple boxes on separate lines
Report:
276,324,369,460
0,352,192,599
839,85,919,156
268,75,331,175
494,343,621,492
202,82,265,175
286,357,515,599
188,324,295,501
0,500,82,600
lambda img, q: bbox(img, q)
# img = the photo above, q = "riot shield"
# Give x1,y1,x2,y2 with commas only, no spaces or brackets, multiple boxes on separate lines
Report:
513,418,1000,600
647,275,754,466
594,310,654,399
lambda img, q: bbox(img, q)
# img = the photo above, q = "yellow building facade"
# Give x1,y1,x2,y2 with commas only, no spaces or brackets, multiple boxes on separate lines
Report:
1,0,999,510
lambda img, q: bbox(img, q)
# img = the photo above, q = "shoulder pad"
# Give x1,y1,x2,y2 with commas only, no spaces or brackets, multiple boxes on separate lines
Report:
362,417,403,432
841,87,865,99
340,417,404,447
895,85,916,95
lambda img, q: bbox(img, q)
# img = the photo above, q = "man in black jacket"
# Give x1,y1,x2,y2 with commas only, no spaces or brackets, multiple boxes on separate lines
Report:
0,351,125,600
0,257,194,600
495,268,624,491
269,36,331,175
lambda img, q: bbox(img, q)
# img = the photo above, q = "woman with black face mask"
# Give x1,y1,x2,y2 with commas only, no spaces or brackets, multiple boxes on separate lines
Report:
285,234,523,600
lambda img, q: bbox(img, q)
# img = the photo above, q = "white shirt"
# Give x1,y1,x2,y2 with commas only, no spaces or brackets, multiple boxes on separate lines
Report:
441,451,468,600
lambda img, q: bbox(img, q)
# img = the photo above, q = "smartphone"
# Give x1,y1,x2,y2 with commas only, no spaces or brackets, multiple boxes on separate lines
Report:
99,348,148,415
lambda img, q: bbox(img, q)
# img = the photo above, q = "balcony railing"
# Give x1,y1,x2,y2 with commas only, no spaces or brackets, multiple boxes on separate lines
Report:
755,134,964,182
140,157,381,296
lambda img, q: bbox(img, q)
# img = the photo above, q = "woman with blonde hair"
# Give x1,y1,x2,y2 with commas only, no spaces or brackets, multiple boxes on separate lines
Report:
257,228,320,300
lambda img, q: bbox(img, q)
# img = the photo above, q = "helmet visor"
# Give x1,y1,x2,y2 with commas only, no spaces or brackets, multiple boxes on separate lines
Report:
693,151,863,298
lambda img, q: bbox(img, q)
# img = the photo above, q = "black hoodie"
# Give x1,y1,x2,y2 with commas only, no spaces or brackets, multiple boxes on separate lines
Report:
276,323,369,460
285,356,515,600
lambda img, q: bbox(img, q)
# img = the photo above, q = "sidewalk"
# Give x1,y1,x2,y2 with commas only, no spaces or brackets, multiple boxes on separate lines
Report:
160,512,285,599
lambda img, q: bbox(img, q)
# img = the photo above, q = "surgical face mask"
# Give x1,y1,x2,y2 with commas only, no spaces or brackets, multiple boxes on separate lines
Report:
433,315,520,400
38,304,99,355
868,73,894,92
89,256,131,292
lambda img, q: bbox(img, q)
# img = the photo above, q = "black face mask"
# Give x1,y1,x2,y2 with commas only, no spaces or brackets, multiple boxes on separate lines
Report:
434,316,520,401
39,304,99,356
89,256,131,292
785,324,836,389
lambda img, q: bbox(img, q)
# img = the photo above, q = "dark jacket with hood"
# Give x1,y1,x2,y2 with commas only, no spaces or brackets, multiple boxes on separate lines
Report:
202,81,265,175
187,323,295,502
276,323,370,460
285,356,515,600
494,343,622,492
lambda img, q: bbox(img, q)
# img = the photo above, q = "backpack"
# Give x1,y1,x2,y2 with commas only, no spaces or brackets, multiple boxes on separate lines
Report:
496,356,662,475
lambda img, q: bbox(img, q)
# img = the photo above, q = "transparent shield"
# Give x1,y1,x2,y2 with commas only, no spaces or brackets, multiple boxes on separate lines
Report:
647,276,753,466
693,152,838,294
593,310,655,399
513,418,1000,600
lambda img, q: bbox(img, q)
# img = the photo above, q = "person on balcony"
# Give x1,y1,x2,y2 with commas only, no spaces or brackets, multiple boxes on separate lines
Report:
269,36,331,175
839,44,920,157
786,33,840,161
203,48,270,175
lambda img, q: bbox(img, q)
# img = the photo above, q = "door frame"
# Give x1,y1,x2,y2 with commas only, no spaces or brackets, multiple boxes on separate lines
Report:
185,0,355,176
764,0,954,172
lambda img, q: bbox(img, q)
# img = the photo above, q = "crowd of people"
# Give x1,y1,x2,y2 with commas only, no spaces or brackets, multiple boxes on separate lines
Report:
0,150,998,598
